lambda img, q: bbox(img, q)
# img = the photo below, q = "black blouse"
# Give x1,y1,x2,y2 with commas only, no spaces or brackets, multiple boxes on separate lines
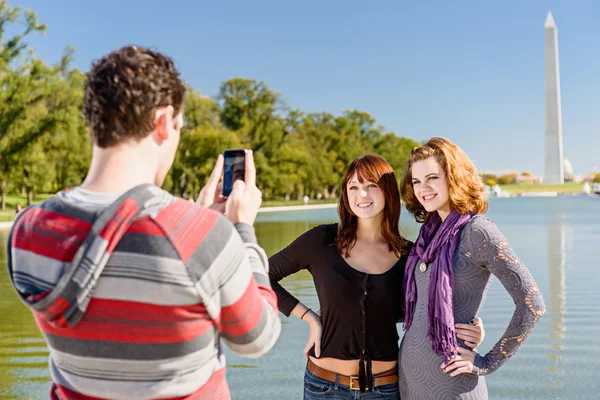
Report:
268,224,410,390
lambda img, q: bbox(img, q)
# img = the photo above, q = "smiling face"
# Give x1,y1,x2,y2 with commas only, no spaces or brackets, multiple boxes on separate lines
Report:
346,172,386,221
410,157,451,219
337,154,405,258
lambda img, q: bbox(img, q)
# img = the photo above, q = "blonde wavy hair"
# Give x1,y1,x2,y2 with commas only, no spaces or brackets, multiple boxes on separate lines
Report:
400,137,488,223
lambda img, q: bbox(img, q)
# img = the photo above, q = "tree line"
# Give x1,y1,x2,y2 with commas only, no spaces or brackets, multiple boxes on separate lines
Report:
0,1,420,208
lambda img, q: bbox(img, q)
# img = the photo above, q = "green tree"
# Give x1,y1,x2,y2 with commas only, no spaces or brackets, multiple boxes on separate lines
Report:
45,69,91,192
0,2,77,208
183,88,222,131
167,89,241,197
218,78,290,194
169,127,241,198
218,78,285,151
340,110,383,147
286,112,337,198
498,172,518,185
331,111,375,175
481,173,498,187
270,132,310,198
481,173,497,182
14,141,54,204
374,134,420,183
593,173,600,184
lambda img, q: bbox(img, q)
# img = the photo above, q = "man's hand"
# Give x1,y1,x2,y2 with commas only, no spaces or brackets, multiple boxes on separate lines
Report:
197,155,227,213
225,150,262,225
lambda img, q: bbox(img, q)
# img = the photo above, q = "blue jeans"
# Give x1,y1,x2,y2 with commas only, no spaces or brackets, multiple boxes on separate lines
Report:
303,367,400,400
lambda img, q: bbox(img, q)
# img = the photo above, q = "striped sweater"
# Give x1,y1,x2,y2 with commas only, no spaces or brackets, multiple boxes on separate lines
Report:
6,185,281,400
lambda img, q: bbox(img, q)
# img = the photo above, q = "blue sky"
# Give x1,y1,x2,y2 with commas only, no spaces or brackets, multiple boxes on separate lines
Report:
13,0,600,177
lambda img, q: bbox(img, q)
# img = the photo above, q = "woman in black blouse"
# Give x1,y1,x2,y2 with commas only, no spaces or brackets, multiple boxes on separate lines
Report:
269,154,484,399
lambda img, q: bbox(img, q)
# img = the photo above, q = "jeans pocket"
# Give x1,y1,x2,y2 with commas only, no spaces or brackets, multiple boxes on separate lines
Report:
304,374,333,396
372,382,400,398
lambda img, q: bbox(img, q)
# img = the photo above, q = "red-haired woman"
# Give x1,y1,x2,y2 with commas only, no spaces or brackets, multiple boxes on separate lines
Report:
269,154,483,399
398,137,546,399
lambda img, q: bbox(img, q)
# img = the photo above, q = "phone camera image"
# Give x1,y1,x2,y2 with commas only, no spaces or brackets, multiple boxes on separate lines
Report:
222,149,248,197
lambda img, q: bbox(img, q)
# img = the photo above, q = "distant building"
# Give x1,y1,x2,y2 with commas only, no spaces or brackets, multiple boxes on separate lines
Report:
582,182,591,194
563,158,574,181
515,175,542,185
572,175,584,183
544,11,565,184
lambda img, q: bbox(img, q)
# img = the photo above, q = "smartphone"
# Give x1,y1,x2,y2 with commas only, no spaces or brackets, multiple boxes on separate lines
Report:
222,148,248,198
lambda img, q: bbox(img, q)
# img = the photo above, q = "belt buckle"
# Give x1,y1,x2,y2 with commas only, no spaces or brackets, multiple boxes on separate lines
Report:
349,376,366,391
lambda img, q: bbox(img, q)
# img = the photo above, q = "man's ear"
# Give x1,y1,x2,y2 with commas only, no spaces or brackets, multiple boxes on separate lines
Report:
155,105,175,141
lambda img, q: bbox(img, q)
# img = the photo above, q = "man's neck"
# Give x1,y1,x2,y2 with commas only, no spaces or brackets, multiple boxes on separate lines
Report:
80,144,158,194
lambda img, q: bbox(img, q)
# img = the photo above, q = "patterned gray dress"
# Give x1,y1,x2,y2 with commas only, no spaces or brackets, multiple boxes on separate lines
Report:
398,215,546,399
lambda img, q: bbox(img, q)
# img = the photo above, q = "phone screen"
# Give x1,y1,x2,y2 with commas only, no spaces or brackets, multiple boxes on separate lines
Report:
223,149,247,197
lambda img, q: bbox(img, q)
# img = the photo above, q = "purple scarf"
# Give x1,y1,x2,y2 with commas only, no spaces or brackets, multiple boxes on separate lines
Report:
403,209,472,362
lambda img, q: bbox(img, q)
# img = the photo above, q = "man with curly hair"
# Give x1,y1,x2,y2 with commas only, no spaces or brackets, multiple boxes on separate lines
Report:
6,45,281,400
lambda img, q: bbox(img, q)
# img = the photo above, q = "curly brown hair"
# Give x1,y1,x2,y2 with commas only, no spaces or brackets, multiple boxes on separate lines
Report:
400,137,488,223
337,154,410,258
83,45,186,148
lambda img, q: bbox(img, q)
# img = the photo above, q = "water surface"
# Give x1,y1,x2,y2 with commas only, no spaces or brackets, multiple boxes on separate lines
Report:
1,196,599,399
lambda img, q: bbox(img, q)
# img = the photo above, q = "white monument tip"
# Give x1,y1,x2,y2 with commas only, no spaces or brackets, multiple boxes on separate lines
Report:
545,11,556,28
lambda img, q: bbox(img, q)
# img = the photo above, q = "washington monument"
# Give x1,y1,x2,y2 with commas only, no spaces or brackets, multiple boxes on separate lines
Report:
544,11,564,184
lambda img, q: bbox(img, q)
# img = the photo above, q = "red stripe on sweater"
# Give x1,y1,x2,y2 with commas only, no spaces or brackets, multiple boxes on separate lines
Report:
31,297,71,328
127,216,167,236
216,276,266,336
13,210,170,264
49,369,229,400
155,200,219,263
98,198,139,253
185,368,230,400
35,297,71,324
34,298,214,343
13,208,90,262
153,199,189,236
50,384,105,400
258,285,279,311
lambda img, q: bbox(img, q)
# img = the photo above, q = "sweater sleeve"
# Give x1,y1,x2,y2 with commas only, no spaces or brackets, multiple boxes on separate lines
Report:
268,224,328,317
468,216,546,375
187,213,281,359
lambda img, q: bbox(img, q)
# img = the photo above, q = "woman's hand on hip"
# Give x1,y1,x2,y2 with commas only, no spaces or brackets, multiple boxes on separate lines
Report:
441,347,478,377
303,311,322,358
455,316,485,349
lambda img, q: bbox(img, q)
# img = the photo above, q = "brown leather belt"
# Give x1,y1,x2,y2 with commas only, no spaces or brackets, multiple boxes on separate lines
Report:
307,359,398,391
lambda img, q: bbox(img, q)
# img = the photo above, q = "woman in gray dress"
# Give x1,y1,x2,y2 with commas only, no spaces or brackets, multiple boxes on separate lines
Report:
397,137,546,400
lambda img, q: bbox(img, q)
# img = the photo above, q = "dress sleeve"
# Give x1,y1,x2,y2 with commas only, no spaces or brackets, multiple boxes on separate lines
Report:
467,216,546,375
268,225,328,316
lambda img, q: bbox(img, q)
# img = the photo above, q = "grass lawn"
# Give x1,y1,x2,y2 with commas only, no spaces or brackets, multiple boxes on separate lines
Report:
498,182,584,194
0,193,55,222
0,210,17,222
261,198,338,208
